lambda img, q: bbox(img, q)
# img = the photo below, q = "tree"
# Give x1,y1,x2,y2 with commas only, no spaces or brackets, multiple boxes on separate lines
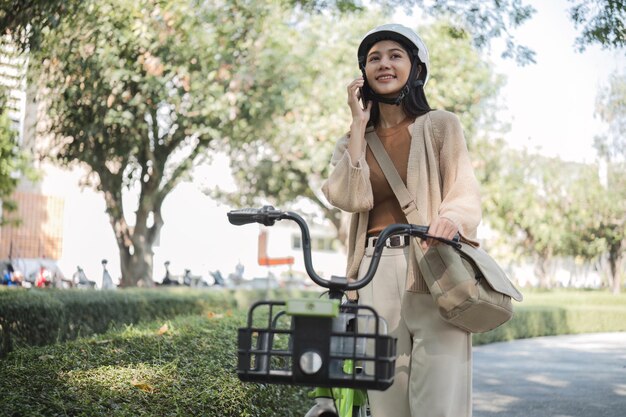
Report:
475,140,587,287
0,1,82,53
475,70,626,291
29,0,302,286
562,163,625,293
577,71,626,293
0,78,33,225
213,16,504,242
567,0,626,51
4,1,623,62
0,102,27,224
2,0,535,61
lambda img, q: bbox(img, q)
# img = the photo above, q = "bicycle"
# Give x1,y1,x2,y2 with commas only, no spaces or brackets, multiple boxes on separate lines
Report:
227,205,451,417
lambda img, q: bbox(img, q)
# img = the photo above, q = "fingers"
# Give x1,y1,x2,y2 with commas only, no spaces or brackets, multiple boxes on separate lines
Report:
347,76,370,122
347,77,364,103
423,217,458,249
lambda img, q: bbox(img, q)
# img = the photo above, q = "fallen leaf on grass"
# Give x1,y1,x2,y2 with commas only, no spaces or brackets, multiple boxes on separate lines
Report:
38,354,54,361
207,311,224,319
157,323,169,335
131,379,154,393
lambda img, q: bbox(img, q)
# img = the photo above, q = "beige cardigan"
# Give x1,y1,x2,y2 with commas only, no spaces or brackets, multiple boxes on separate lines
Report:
322,110,482,292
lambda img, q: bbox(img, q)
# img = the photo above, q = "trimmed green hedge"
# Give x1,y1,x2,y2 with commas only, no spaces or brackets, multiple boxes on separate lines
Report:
0,287,238,356
3,287,626,357
0,312,310,417
473,290,626,345
0,287,316,357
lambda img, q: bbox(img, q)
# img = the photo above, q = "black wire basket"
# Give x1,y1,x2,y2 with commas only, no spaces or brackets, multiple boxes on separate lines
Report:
237,299,397,390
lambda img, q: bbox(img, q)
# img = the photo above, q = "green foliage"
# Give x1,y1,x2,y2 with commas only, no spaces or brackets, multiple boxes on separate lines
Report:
477,144,575,258
215,15,504,237
212,11,378,220
474,136,625,288
404,0,537,65
594,71,626,161
568,0,626,51
0,1,82,52
423,22,505,143
294,0,538,64
0,287,316,356
28,0,311,285
571,71,625,292
0,92,32,223
0,290,624,415
0,312,310,417
0,110,20,199
0,287,236,356
473,290,626,345
1,0,537,63
475,73,625,289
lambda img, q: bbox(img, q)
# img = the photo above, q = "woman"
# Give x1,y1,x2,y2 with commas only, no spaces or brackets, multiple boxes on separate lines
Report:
322,23,482,417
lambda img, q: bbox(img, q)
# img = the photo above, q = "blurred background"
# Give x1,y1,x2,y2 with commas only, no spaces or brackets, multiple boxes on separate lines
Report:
0,0,624,292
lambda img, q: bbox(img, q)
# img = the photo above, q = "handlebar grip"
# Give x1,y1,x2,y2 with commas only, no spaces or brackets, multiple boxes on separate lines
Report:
227,208,261,225
227,206,281,226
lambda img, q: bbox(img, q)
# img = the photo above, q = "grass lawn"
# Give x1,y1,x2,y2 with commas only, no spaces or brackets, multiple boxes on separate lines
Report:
0,311,310,417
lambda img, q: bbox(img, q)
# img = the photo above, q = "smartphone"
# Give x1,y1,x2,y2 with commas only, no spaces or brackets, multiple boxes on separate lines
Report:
359,83,373,109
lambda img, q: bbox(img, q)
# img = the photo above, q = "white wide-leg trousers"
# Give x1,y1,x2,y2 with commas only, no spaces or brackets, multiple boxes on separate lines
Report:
357,244,472,417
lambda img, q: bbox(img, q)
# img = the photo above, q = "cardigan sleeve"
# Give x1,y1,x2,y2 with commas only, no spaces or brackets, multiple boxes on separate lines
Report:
430,111,482,240
321,134,374,213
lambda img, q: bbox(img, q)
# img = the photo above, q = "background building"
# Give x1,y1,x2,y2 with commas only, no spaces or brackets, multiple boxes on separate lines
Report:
0,39,67,282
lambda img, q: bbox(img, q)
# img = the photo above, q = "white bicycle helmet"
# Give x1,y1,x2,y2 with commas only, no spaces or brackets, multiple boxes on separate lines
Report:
358,23,430,104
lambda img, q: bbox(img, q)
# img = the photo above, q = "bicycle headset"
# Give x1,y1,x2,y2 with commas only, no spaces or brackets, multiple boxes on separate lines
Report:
357,23,430,106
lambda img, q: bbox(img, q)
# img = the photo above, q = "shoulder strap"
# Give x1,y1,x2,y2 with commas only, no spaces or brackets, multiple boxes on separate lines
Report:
365,128,420,225
366,119,444,287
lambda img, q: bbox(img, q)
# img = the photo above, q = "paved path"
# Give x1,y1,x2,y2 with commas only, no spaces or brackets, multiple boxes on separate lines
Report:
473,332,626,417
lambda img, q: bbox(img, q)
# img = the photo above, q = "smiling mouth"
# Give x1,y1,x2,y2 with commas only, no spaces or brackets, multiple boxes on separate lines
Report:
376,75,396,81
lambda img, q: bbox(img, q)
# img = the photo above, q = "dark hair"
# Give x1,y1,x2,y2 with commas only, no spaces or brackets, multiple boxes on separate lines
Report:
364,41,431,127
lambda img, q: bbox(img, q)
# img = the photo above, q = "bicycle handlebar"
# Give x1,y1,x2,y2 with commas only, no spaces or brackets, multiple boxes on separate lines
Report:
227,206,283,226
227,205,460,294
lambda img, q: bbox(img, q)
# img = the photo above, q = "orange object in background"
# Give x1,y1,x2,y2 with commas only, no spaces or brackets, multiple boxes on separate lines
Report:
257,230,294,266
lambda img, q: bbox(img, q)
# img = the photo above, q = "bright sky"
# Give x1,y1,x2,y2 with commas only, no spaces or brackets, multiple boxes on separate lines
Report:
489,0,624,163
54,0,625,285
397,0,624,162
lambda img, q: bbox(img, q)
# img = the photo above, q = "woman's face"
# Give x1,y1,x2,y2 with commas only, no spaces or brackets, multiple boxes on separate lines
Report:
364,40,412,97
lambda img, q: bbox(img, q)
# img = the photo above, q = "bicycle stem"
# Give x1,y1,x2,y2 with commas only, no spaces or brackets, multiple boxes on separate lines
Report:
227,206,454,298
280,212,414,297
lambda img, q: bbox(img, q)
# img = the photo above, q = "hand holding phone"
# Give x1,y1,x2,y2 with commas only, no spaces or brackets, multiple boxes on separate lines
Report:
348,77,371,123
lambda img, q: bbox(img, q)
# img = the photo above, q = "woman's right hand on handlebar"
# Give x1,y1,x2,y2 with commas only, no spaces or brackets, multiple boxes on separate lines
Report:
347,77,371,124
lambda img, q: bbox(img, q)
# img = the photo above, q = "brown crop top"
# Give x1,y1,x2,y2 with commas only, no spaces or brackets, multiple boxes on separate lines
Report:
365,117,414,236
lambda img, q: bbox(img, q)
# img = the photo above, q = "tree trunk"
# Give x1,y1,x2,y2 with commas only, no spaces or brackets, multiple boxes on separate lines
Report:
535,256,552,289
102,183,164,287
609,247,623,295
118,238,155,287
